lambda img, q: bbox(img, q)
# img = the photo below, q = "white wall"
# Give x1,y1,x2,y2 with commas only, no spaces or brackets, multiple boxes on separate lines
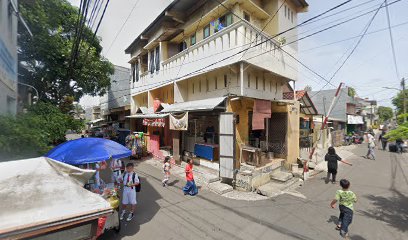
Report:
0,0,18,115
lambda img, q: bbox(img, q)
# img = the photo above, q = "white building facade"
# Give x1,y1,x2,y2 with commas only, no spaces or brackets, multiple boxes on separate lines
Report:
0,0,18,115
125,0,308,182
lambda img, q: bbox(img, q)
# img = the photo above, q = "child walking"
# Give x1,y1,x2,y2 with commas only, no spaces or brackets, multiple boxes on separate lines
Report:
330,179,357,239
120,163,139,222
162,156,171,187
325,147,352,184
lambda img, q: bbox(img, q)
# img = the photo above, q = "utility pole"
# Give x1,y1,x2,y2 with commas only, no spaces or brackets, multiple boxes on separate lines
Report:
402,78,406,122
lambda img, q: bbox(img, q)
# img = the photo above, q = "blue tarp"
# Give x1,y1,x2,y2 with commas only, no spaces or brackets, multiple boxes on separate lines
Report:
45,138,131,165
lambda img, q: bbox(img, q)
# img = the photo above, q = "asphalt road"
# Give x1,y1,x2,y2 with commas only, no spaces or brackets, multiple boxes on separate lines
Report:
100,145,408,240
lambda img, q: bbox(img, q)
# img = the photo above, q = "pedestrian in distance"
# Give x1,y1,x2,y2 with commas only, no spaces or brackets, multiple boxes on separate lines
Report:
120,162,140,222
110,158,122,187
183,158,198,196
396,138,404,154
325,147,352,184
330,179,357,240
378,131,388,151
162,156,171,187
364,132,376,160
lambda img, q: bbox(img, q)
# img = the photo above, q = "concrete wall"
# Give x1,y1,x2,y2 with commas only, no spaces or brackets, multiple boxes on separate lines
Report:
271,101,300,168
100,65,131,116
131,92,148,114
0,0,18,115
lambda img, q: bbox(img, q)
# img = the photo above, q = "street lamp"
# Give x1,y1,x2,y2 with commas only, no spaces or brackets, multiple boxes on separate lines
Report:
383,78,407,123
18,82,39,103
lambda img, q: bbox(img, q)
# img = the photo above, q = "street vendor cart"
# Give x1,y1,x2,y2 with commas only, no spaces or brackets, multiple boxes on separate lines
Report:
0,157,113,240
45,137,133,236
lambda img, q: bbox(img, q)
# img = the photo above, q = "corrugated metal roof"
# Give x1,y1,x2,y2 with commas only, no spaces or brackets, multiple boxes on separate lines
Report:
160,97,226,113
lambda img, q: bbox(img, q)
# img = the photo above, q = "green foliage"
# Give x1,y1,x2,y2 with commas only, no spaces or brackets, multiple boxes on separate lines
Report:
391,89,408,115
18,0,114,104
377,106,393,123
385,122,408,141
0,102,84,160
348,87,356,97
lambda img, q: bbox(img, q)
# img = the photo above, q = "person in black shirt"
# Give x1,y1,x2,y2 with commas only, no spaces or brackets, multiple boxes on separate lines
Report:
325,147,353,184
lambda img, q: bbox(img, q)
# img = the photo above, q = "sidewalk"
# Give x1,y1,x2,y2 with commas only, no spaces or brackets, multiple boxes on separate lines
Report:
142,157,268,201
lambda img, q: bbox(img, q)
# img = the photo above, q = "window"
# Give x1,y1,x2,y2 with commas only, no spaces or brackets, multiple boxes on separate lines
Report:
247,73,250,88
216,13,233,33
291,11,294,23
215,77,218,89
8,2,13,37
155,46,160,71
192,83,195,94
191,33,196,45
284,6,287,18
178,41,187,52
132,62,140,82
226,13,233,26
203,24,210,39
224,75,228,88
263,77,265,91
256,76,258,89
149,50,155,74
244,12,250,22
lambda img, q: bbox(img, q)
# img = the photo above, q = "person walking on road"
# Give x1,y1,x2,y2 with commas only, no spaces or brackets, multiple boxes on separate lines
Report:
120,163,140,222
331,179,357,240
325,147,352,184
183,158,198,196
365,132,376,160
162,156,171,187
378,131,388,151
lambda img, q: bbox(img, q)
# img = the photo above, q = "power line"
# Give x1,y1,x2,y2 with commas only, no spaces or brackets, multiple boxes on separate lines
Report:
300,19,408,52
311,0,387,98
175,1,208,79
104,0,141,55
385,0,400,80
87,0,101,28
239,0,287,60
100,0,359,105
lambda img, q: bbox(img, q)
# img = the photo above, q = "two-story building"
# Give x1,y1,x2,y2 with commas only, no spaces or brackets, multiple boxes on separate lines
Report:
0,0,18,115
126,0,308,182
100,65,132,129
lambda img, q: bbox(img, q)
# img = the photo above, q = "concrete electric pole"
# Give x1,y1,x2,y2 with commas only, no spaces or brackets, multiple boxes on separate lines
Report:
402,78,406,122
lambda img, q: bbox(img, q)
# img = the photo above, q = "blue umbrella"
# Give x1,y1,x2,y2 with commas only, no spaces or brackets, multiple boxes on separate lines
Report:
45,138,131,165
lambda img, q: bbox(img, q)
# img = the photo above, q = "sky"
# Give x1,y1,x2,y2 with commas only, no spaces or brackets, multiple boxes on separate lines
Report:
70,0,408,108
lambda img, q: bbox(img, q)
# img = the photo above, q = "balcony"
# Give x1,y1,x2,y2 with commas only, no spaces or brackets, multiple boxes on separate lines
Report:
131,21,298,96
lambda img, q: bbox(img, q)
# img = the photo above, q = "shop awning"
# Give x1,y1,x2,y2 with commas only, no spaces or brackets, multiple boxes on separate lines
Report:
126,113,169,119
160,97,226,113
347,115,364,124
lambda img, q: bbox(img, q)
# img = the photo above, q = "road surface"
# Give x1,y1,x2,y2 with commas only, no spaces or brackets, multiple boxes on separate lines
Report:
100,145,408,240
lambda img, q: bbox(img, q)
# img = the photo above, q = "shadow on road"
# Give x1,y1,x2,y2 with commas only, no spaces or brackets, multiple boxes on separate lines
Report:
357,154,408,232
350,234,367,240
99,176,161,239
326,215,338,225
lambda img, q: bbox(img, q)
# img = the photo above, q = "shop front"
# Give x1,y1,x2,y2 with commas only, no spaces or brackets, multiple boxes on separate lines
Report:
161,97,226,171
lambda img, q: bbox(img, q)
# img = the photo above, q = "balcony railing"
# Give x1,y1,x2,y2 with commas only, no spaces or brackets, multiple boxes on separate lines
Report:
131,21,298,95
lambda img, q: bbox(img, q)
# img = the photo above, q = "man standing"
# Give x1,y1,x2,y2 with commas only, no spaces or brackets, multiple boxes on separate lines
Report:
365,132,376,160
183,158,198,196
378,131,388,151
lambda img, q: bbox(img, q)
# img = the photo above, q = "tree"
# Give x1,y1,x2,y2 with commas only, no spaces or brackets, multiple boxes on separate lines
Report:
0,102,84,160
18,0,114,104
391,90,408,115
377,106,393,123
385,121,408,141
348,87,356,97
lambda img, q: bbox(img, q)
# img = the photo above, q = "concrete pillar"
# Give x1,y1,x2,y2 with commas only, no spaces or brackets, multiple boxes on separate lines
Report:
172,131,181,165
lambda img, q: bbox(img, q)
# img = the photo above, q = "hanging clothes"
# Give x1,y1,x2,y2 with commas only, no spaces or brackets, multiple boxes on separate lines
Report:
170,112,188,130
